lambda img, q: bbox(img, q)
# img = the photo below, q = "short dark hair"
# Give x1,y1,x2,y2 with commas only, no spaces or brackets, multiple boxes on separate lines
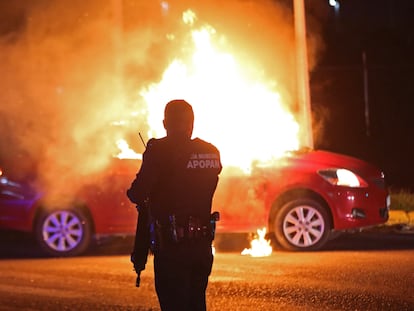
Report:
164,99,194,123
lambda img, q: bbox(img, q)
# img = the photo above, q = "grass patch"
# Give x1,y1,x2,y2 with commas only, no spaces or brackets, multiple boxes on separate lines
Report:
390,189,414,212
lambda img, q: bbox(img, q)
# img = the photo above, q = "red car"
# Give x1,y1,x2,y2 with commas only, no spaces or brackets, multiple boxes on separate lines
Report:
0,149,390,256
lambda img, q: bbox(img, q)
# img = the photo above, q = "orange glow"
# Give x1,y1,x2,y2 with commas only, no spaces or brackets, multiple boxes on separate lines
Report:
0,1,314,207
241,227,272,257
139,10,299,173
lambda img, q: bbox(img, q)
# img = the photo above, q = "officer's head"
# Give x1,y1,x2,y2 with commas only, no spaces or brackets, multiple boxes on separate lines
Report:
163,99,194,140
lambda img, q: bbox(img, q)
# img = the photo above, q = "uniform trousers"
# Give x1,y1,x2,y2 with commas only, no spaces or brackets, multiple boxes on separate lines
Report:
154,238,213,311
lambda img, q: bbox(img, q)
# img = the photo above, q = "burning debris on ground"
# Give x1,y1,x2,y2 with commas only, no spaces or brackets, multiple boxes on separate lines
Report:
241,227,273,257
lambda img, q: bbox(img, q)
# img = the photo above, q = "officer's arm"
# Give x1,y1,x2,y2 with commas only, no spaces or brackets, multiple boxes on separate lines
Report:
127,139,159,206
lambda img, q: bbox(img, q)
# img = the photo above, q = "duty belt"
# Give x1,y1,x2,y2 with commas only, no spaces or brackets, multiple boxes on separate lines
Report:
165,215,211,242
149,212,220,251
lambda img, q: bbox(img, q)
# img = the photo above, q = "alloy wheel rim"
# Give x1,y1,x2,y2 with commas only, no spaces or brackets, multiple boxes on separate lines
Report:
42,211,83,252
282,205,325,247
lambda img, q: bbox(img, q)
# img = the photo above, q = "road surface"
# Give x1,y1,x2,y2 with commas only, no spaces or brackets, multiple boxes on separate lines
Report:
0,231,413,310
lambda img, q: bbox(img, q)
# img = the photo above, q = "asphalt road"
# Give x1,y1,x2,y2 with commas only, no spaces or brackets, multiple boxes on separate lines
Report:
0,231,413,310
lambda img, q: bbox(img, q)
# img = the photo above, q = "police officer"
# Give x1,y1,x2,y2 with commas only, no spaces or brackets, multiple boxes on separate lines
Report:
127,99,222,311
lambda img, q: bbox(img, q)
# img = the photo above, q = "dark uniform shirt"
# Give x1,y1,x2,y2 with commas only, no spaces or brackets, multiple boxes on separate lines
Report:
127,136,222,226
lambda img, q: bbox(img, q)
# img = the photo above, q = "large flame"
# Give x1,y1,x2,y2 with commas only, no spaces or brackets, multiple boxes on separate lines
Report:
0,1,315,208
139,10,299,172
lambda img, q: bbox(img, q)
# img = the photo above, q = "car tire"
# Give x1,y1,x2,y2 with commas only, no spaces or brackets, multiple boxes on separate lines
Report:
273,198,331,251
35,208,92,257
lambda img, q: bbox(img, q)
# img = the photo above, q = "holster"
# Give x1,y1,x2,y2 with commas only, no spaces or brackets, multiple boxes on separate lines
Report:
149,219,163,253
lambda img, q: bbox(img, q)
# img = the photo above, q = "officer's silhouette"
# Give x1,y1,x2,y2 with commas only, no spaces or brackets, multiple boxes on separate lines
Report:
127,99,222,311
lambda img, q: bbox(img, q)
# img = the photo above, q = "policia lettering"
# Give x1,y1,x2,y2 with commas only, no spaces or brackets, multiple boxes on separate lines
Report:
187,153,220,169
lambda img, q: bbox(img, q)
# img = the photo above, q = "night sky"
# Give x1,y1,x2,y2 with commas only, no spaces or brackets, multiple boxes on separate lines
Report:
310,0,414,190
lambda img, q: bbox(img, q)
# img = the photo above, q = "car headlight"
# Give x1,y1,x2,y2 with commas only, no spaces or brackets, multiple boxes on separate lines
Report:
318,168,368,188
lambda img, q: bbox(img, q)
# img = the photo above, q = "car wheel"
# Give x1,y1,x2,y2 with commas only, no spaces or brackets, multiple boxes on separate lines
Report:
35,208,92,257
273,198,331,251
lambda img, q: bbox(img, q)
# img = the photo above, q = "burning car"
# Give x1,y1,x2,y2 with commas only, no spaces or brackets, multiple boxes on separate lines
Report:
216,149,390,251
0,148,390,256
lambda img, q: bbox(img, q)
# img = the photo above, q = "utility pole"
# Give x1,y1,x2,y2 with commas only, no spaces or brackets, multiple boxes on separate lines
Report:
293,0,314,148
362,51,370,137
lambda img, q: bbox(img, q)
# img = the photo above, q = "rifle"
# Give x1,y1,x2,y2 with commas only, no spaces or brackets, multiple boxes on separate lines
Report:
131,201,150,287
130,133,150,288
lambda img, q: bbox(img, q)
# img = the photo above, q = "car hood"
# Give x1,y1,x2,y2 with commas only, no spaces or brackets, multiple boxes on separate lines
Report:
288,149,383,178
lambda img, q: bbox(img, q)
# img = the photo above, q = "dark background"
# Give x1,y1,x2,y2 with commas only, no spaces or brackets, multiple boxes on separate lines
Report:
308,0,414,190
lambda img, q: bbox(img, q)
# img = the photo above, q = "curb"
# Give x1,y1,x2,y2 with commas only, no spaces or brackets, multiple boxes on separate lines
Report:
377,210,414,234
387,210,414,227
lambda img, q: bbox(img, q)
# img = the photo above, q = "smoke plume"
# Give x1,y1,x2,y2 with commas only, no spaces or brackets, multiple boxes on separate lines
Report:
0,0,324,211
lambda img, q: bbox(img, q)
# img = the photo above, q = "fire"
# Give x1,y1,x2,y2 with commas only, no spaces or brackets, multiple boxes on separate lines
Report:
115,139,142,160
241,227,272,257
138,10,299,172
